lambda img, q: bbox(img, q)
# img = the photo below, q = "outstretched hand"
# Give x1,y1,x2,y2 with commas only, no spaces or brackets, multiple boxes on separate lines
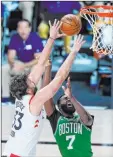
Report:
67,34,86,53
62,77,72,99
49,19,66,39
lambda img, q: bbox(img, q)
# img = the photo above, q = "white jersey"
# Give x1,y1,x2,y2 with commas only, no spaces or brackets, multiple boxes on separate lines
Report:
3,95,45,157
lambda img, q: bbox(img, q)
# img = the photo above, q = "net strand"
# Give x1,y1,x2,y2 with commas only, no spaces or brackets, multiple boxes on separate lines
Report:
80,6,113,55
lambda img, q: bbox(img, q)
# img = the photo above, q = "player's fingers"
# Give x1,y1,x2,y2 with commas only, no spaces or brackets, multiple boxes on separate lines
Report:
81,40,86,46
62,86,66,92
49,20,52,28
79,35,84,43
67,79,71,88
66,83,68,88
68,77,71,84
57,21,62,30
76,34,81,43
56,20,60,28
46,58,51,66
68,76,70,80
66,82,70,88
53,19,57,26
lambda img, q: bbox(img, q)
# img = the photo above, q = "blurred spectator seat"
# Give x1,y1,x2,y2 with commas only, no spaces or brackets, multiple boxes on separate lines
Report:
19,2,34,23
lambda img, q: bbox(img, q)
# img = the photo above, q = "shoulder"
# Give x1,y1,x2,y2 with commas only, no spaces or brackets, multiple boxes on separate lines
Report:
11,33,19,40
9,34,17,44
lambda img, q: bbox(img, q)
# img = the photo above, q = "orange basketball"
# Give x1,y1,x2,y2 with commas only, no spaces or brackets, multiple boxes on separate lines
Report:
60,14,82,36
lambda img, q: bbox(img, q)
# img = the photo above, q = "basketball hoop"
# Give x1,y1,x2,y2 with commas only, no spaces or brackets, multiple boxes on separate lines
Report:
80,5,113,55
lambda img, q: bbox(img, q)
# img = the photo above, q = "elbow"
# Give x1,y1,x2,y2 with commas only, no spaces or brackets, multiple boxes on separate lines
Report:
82,114,93,126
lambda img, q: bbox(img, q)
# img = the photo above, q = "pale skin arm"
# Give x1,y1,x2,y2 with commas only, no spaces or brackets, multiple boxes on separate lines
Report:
62,77,93,126
30,35,86,115
43,60,55,116
28,20,64,85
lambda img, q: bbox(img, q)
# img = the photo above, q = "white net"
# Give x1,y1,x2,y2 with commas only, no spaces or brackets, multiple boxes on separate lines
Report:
80,6,113,55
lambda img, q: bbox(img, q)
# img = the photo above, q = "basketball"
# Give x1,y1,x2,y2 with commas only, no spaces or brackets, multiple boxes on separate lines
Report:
60,14,82,36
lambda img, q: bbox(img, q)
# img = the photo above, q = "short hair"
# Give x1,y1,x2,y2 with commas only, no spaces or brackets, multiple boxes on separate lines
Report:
17,19,31,27
10,72,29,100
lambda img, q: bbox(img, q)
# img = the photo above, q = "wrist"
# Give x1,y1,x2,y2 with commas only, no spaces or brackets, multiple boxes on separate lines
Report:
49,36,55,41
72,50,78,54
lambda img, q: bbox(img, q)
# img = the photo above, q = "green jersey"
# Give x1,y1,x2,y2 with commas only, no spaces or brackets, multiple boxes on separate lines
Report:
48,109,94,157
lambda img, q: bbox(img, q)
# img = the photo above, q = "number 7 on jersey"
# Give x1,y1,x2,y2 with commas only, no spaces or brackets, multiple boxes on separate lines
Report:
66,135,75,150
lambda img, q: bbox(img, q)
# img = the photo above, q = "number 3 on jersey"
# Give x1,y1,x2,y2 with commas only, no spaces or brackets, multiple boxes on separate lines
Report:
66,135,75,150
12,111,24,130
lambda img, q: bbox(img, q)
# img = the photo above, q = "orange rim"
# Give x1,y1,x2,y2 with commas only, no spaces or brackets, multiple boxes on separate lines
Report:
80,5,113,18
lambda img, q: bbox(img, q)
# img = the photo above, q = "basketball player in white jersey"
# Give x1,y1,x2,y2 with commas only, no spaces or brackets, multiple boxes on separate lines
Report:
3,19,85,157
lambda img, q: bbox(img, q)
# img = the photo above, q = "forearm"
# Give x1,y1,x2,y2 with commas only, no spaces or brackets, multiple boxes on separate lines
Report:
70,96,92,124
55,34,85,81
38,38,54,65
28,38,54,84
43,66,54,116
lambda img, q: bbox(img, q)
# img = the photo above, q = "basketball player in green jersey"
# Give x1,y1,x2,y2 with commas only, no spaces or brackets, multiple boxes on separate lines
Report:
43,61,94,157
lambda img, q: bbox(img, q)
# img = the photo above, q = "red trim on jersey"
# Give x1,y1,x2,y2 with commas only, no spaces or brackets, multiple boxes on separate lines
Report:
29,95,34,105
29,95,42,115
34,119,39,128
34,124,38,128
10,153,21,157
35,120,39,123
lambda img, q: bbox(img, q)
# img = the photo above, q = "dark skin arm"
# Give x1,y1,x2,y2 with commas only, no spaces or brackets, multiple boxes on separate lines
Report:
43,60,55,116
62,77,94,126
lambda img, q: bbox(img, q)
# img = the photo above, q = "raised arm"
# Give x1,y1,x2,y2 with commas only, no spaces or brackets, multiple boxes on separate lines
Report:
30,35,85,115
62,77,94,126
55,35,85,80
28,20,64,85
43,60,55,116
